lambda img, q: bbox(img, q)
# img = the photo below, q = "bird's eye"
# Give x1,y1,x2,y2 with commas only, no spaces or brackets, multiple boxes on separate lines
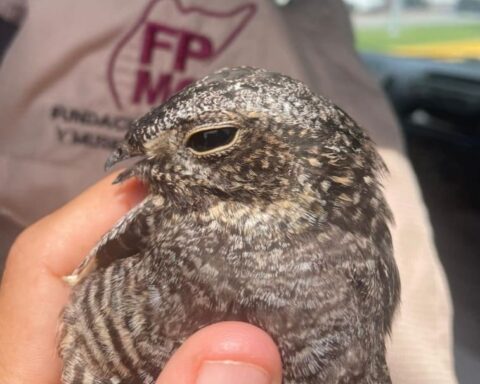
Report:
185,127,238,154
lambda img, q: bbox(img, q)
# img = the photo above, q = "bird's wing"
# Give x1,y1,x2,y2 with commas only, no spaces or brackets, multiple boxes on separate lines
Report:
63,196,155,286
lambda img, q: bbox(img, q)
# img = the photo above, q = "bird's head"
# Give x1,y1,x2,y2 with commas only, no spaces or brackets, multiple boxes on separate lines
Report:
107,67,388,232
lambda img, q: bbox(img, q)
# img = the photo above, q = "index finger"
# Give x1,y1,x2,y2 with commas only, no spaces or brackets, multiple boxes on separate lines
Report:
4,172,146,280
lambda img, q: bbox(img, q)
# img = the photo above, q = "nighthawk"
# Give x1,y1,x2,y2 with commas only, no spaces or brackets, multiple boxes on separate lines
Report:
60,67,400,384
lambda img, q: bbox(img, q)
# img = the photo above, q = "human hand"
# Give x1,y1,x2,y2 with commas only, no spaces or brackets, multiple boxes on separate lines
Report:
0,173,282,384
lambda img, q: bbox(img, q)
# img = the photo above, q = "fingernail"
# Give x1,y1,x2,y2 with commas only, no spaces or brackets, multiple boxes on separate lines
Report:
196,361,272,384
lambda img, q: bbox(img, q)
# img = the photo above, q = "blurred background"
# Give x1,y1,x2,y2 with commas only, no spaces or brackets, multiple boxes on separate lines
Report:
343,0,479,382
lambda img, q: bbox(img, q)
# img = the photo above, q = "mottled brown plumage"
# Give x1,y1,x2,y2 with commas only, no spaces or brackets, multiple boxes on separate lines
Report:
60,67,400,384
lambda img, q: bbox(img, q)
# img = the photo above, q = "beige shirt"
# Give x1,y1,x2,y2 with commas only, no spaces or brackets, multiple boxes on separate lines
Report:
0,0,457,382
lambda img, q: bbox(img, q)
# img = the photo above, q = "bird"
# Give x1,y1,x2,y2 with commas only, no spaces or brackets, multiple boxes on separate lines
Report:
59,67,400,384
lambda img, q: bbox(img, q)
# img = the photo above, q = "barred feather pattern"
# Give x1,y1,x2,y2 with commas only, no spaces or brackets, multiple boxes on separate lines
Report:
60,67,400,384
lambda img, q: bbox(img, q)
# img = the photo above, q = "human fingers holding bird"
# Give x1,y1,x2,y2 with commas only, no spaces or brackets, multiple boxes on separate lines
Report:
0,172,282,384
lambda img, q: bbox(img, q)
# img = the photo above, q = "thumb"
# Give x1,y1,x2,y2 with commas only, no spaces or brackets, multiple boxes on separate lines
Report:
156,321,282,384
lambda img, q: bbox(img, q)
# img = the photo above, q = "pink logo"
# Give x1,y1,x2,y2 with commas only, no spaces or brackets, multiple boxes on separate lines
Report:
107,0,256,110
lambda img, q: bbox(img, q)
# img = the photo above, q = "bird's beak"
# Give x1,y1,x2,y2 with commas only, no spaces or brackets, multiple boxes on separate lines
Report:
104,143,134,171
105,142,146,185
105,131,168,184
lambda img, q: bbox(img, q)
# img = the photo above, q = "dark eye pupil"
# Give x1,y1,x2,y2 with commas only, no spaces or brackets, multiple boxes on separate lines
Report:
186,127,238,153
